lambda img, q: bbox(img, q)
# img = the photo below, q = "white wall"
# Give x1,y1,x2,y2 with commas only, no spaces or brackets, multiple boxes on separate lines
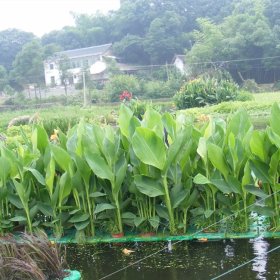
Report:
44,61,61,86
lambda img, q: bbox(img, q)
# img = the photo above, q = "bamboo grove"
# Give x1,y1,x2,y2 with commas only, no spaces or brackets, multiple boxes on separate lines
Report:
1,103,280,238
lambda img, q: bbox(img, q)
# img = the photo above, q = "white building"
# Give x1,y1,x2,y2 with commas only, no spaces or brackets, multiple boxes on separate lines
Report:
44,43,112,86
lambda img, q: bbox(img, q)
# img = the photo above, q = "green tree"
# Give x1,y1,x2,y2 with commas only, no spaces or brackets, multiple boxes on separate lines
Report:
113,35,149,64
0,29,35,70
0,65,8,92
144,11,186,63
10,40,45,88
186,18,224,65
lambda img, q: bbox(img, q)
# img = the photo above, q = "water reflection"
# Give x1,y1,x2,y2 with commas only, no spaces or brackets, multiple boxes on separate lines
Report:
251,237,270,280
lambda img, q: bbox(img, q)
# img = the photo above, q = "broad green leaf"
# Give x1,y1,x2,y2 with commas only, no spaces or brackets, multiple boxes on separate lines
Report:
204,117,214,139
90,192,107,198
193,173,211,185
94,203,115,214
208,143,228,179
13,180,28,210
37,202,53,217
59,172,72,203
211,178,233,193
1,147,19,177
227,109,252,139
132,127,166,170
252,205,275,217
149,216,160,230
10,216,27,222
74,221,90,231
8,194,23,209
267,127,280,149
162,113,176,141
25,168,45,186
244,185,268,199
250,131,266,161
51,144,72,172
250,160,272,184
134,217,146,227
69,213,89,223
270,103,280,136
164,129,189,172
32,125,49,153
121,212,136,219
269,151,280,179
197,137,207,164
84,150,114,181
242,161,251,188
45,157,55,195
155,205,169,220
142,108,163,138
74,155,91,186
216,193,231,207
0,157,11,181
205,210,214,218
171,189,188,209
134,175,164,197
115,153,127,196
181,188,199,209
227,176,242,194
118,104,133,139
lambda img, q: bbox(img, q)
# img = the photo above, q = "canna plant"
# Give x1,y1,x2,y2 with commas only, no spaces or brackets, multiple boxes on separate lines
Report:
249,103,280,230
1,103,280,238
82,123,128,235
193,110,255,232
119,105,198,234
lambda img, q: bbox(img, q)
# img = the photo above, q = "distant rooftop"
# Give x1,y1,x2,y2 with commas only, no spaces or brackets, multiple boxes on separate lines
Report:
56,43,112,59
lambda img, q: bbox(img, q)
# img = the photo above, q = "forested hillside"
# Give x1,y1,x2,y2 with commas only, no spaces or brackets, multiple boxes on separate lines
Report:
0,0,279,91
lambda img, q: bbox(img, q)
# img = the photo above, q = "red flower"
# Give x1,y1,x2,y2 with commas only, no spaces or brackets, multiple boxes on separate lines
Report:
119,90,132,101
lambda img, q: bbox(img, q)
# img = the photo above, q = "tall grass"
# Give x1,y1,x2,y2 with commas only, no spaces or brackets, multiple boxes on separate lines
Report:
0,231,68,280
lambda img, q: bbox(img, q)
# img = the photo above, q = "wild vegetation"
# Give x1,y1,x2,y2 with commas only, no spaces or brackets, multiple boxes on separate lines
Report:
0,103,280,238
0,231,68,280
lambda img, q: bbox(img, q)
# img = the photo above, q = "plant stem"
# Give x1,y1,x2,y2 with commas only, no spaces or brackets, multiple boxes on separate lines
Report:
163,175,175,234
85,185,95,236
183,209,188,234
115,199,123,233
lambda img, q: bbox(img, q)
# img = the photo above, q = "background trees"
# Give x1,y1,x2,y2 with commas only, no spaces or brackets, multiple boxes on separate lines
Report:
0,0,280,91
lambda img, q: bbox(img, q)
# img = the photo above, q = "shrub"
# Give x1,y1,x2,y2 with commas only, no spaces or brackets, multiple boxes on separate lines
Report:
174,78,239,109
104,74,141,102
142,80,166,99
236,90,254,101
241,79,260,93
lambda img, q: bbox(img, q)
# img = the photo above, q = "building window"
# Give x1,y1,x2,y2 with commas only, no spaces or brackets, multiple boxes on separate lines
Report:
50,76,55,87
50,63,54,70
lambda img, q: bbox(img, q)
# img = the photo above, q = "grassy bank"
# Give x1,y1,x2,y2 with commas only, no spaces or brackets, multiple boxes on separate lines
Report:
183,91,280,128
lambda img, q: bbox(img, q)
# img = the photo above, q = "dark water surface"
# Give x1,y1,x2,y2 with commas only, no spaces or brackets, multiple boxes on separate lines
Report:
66,238,280,280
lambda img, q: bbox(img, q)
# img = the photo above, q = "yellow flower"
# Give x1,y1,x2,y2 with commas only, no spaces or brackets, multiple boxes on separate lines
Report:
50,129,59,141
50,134,58,141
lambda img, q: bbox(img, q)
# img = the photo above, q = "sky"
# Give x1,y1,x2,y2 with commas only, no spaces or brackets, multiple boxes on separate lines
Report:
0,0,120,37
